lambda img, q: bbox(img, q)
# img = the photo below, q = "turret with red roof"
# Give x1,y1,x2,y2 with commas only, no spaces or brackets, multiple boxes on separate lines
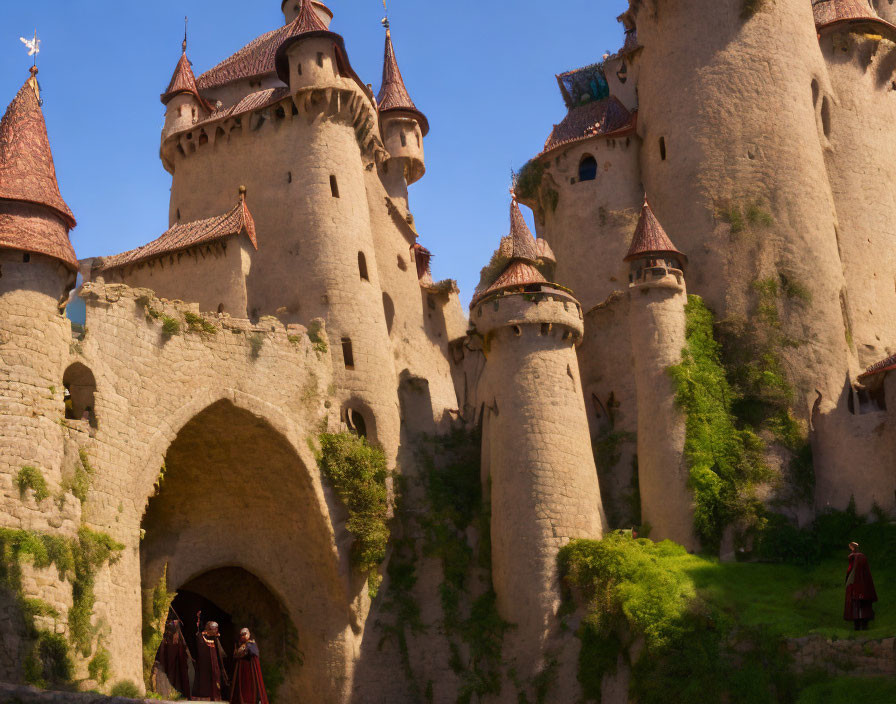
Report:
377,21,428,186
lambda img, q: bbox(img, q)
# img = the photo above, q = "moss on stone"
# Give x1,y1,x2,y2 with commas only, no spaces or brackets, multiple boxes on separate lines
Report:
24,631,74,689
315,433,389,595
514,159,545,201
88,646,111,685
668,296,771,551
69,527,126,656
184,311,218,334
142,565,175,691
62,449,95,506
249,333,265,359
307,320,328,355
15,466,50,503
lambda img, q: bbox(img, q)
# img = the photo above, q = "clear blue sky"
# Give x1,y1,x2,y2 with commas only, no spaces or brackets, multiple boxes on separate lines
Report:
0,0,628,307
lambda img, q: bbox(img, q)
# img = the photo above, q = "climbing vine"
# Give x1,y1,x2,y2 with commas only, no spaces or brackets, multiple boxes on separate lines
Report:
0,526,123,688
668,296,770,551
315,432,390,597
379,428,512,704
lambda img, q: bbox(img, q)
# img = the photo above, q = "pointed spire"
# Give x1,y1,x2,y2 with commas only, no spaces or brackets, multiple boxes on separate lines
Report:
274,0,336,82
508,198,539,262
0,70,77,267
471,198,548,307
377,24,429,135
624,197,686,263
161,31,210,111
0,70,76,229
288,0,328,34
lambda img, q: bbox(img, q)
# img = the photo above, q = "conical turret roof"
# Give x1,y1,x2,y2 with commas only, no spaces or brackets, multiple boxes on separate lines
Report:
0,71,76,227
274,0,339,83
0,70,77,267
812,0,893,30
624,198,686,263
471,199,549,306
377,28,429,135
162,48,210,110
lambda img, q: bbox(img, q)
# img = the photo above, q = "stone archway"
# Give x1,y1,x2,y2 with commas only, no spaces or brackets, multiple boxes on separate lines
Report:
140,399,351,703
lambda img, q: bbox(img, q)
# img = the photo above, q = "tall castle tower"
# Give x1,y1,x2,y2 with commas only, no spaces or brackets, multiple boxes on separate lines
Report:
625,199,695,550
471,199,605,673
376,21,428,203
0,68,79,531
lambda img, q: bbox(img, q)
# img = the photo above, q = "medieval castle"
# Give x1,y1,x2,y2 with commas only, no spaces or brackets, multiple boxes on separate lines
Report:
2,1,895,702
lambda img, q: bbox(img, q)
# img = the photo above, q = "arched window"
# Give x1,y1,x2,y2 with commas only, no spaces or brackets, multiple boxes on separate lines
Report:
63,362,97,427
578,154,598,182
358,252,369,281
345,408,368,438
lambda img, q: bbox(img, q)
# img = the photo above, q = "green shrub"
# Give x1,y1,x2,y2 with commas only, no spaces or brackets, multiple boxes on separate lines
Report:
142,566,175,690
797,677,896,704
88,646,111,684
183,311,217,334
514,159,545,201
307,320,328,355
249,333,265,359
69,528,125,656
741,0,766,19
24,631,74,688
161,316,181,336
110,680,142,698
315,433,389,594
16,466,49,502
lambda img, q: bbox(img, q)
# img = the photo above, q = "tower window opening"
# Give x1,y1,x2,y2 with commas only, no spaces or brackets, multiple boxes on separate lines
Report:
22,252,30,263
217,303,224,314
288,171,293,183
416,132,421,147
541,323,552,336
330,175,340,198
63,362,97,428
345,408,368,438
400,131,407,147
176,209,181,221
317,52,324,68
177,106,183,116
578,154,598,182
659,137,667,161
821,97,832,139
341,338,355,369
296,63,303,76
358,252,369,281
512,325,522,337
382,292,395,334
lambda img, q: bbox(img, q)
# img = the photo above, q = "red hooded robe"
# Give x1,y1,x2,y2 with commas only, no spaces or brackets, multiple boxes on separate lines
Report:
844,551,878,621
230,640,269,704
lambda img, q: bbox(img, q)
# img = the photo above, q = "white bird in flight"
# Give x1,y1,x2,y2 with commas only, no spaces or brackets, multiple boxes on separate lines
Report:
20,33,40,57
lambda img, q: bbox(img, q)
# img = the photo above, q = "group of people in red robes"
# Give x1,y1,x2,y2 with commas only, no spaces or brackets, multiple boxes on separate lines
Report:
153,612,269,703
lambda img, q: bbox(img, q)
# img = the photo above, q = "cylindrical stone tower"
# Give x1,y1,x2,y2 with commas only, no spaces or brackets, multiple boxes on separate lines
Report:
625,199,696,550
377,25,428,190
472,200,606,671
0,70,78,529
632,0,851,412
160,43,210,146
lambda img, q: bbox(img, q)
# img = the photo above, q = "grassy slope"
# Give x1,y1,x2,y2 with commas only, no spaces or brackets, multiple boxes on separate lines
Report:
796,677,896,704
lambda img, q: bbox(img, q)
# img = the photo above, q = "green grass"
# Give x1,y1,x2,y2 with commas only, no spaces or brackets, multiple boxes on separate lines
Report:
797,677,896,704
562,519,896,703
15,466,50,503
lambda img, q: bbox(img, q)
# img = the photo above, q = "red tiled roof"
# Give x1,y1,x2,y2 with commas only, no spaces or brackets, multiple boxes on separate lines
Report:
542,96,633,155
509,199,538,261
812,0,895,30
377,29,429,135
859,352,896,379
197,0,327,91
471,199,548,306
186,87,290,134
0,205,77,269
624,198,686,263
162,51,211,111
0,71,76,230
98,197,257,272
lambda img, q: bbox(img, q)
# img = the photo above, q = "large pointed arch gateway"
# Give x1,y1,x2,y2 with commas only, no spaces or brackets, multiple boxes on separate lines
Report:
139,399,352,702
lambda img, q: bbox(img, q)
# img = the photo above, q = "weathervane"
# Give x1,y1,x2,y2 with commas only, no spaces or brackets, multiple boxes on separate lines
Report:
381,0,390,31
20,30,40,67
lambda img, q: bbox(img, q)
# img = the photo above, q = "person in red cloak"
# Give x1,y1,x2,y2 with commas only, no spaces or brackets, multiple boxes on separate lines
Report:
844,542,878,631
153,619,193,699
230,628,270,704
193,616,229,701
